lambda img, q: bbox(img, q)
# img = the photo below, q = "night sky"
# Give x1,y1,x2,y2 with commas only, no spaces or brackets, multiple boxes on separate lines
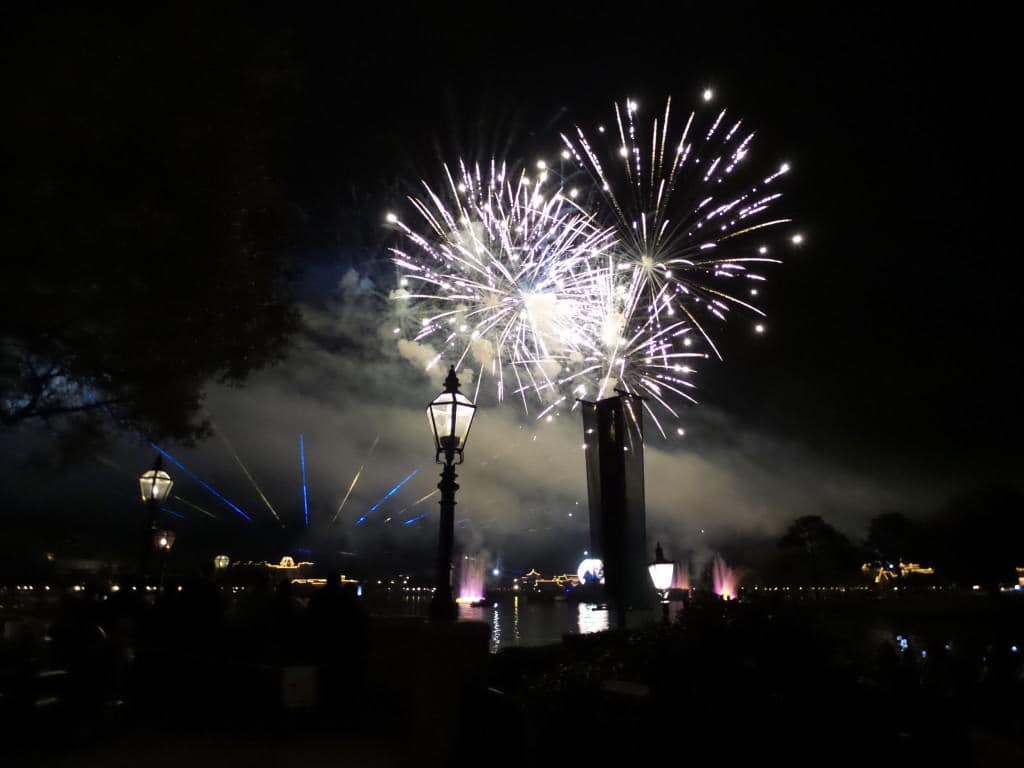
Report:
1,5,1019,572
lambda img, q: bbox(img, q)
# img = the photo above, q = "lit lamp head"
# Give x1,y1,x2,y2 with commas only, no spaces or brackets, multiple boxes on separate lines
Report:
139,456,174,505
154,530,176,551
648,542,674,594
427,366,476,464
214,555,230,570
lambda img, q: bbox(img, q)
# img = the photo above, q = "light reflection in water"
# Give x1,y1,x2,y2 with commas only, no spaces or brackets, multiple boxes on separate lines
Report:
512,596,520,643
452,599,667,651
578,602,609,634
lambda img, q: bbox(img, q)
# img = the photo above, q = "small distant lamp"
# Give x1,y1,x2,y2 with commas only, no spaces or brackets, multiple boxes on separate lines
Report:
214,555,230,570
139,456,174,505
648,542,674,623
154,530,176,551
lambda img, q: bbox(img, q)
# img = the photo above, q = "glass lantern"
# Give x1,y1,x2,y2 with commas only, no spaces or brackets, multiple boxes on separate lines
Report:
427,366,476,463
139,457,173,504
648,542,674,593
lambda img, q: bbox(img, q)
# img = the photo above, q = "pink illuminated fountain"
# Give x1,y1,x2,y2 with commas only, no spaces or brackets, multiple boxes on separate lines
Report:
712,554,740,600
456,555,485,604
671,561,691,590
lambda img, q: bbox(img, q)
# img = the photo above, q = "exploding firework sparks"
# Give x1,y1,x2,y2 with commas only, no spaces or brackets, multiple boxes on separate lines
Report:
558,94,797,434
387,158,615,411
390,91,797,433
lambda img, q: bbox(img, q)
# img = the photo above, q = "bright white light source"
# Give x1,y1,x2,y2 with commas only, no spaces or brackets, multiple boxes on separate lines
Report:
577,558,604,584
755,324,765,333
385,212,398,224
703,88,714,101
677,428,685,436
619,146,629,158
561,149,571,159
791,233,804,245
536,159,547,170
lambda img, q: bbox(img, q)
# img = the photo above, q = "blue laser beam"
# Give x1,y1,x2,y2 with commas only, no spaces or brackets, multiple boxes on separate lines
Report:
150,443,252,522
354,469,420,526
161,507,187,520
299,434,310,527
369,469,419,513
403,513,428,526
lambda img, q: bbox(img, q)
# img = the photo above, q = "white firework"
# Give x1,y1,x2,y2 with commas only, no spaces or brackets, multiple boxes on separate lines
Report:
387,158,614,410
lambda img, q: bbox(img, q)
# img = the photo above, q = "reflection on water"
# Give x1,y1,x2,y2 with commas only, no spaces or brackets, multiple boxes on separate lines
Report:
452,598,680,652
577,602,609,635
512,596,520,644
379,595,682,652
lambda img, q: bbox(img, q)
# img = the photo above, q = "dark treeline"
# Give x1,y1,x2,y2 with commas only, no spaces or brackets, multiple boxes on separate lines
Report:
758,483,1024,590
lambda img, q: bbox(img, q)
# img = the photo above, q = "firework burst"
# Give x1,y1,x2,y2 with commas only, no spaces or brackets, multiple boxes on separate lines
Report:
555,93,798,434
387,158,614,410
389,90,798,435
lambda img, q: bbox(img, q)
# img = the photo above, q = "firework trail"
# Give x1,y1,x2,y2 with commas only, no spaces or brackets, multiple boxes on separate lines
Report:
213,423,282,524
328,435,380,526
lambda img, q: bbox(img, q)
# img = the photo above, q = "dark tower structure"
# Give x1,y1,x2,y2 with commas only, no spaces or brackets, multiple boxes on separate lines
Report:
580,391,650,621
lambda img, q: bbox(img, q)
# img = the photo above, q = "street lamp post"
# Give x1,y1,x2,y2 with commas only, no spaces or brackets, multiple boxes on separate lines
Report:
153,529,176,588
426,366,477,622
648,541,674,624
138,456,174,583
